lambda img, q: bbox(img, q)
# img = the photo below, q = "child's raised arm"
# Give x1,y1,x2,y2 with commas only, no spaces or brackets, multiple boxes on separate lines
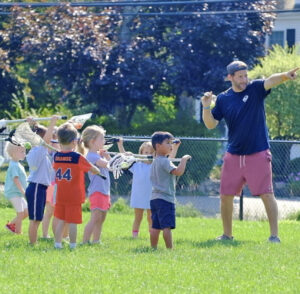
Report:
95,150,110,169
171,155,191,177
117,137,126,153
169,139,181,159
43,116,59,145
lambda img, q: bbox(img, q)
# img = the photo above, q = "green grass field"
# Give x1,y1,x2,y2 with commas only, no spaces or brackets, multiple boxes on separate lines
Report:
0,206,299,294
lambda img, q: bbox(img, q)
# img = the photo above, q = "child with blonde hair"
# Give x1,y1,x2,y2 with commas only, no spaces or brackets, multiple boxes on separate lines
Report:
81,125,111,244
53,123,101,249
25,116,59,245
4,142,28,234
118,140,154,238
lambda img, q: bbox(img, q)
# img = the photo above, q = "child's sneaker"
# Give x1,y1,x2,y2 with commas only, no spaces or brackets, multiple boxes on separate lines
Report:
215,234,234,241
69,243,77,250
268,236,281,243
54,242,63,249
5,223,16,234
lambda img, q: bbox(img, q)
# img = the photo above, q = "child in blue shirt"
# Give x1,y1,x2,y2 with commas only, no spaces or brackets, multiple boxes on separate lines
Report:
4,142,28,234
25,116,59,245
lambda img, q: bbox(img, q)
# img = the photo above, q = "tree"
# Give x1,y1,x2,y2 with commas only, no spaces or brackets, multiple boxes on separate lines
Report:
0,1,276,127
0,4,118,113
0,48,24,118
249,45,300,139
93,0,276,126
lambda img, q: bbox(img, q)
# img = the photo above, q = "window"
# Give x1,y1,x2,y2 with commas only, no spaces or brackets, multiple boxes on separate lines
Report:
287,29,296,48
269,31,284,47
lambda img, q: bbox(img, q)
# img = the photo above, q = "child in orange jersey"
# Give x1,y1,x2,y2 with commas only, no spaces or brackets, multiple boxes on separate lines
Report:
53,123,101,249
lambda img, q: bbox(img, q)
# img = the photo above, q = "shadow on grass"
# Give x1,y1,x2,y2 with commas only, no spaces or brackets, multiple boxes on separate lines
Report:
131,246,158,254
175,238,249,248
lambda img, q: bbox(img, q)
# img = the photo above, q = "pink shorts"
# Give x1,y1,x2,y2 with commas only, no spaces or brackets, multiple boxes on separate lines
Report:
220,149,273,196
89,192,111,211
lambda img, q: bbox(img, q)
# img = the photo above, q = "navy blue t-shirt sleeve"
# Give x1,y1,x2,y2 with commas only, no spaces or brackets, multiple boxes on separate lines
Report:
252,79,271,100
211,95,223,121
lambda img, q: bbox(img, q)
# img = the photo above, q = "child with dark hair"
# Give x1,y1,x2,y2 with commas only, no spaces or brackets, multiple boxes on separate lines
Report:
150,131,191,249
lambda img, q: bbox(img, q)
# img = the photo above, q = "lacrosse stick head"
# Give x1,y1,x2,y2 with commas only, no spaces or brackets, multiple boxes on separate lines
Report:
103,137,119,151
14,122,44,147
108,154,125,179
69,113,93,129
108,153,137,179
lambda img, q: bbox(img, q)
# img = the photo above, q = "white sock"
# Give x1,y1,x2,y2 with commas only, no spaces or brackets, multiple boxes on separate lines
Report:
54,242,62,249
69,243,77,249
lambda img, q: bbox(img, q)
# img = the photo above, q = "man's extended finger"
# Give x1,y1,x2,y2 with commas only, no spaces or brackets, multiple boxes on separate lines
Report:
290,67,300,73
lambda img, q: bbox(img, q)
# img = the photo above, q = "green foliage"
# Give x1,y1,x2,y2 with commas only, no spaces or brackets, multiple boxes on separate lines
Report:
287,210,300,221
270,141,291,182
289,181,300,197
110,197,132,214
249,46,300,139
4,94,73,125
0,194,12,209
0,4,116,114
288,157,300,174
131,95,177,127
0,2,276,128
0,163,8,184
175,202,202,218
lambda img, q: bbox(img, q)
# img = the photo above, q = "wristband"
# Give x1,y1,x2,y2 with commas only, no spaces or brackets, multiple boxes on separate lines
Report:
203,105,211,110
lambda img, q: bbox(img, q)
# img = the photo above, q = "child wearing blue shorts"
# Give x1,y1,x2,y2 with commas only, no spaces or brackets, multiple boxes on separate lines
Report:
150,131,191,249
25,116,58,245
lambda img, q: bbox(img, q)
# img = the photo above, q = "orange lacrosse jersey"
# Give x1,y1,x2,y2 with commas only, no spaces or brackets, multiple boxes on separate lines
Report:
53,151,92,205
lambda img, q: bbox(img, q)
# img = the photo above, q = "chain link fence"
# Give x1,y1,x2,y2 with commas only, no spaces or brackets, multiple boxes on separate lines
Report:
1,132,300,220
107,136,300,220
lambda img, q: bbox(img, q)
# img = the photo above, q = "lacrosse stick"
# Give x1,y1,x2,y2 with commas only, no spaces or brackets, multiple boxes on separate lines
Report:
0,113,93,129
14,123,106,180
14,123,59,152
108,153,185,179
67,113,93,129
104,137,180,152
108,152,183,162
0,129,32,149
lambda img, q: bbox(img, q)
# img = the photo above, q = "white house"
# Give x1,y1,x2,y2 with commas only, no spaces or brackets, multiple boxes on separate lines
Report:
266,0,300,48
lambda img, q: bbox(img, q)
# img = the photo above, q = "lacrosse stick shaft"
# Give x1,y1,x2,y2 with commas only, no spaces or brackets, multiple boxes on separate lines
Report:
107,152,182,162
2,116,68,124
105,137,180,144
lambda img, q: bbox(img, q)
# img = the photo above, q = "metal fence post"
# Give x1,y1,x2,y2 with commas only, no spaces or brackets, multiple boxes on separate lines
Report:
239,190,244,221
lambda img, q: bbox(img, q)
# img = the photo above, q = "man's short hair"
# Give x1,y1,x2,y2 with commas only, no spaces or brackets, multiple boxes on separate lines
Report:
151,131,174,150
227,61,248,75
57,123,78,145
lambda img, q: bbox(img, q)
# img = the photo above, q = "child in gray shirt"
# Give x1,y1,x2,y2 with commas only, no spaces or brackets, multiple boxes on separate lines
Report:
150,131,191,249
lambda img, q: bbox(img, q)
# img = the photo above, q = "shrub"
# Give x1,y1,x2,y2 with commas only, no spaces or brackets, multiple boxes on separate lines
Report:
176,202,202,218
0,194,12,209
110,197,132,214
287,210,300,221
